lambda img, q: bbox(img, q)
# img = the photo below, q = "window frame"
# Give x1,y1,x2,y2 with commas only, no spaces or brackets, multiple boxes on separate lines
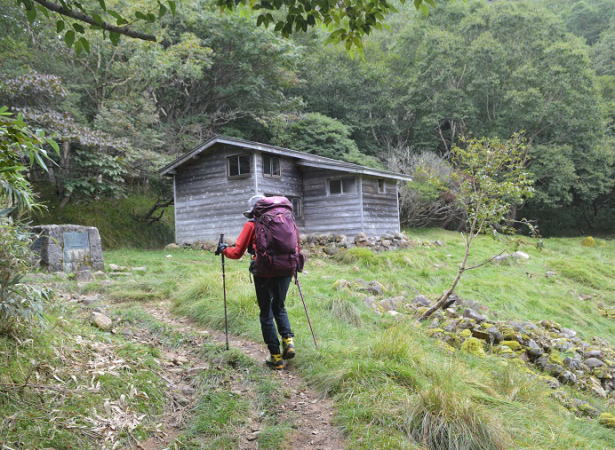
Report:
327,176,357,196
378,179,386,194
227,154,251,178
262,154,281,178
290,197,303,219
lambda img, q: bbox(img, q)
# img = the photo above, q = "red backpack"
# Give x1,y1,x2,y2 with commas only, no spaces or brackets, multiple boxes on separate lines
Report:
251,196,304,277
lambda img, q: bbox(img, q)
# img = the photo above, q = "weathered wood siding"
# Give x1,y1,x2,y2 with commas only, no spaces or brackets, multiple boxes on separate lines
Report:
301,167,363,235
256,153,304,227
361,176,400,235
174,143,256,243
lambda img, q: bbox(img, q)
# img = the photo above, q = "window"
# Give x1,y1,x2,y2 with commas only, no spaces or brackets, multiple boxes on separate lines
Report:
328,176,356,195
263,155,281,177
227,155,251,177
378,179,386,193
329,179,342,194
291,197,303,219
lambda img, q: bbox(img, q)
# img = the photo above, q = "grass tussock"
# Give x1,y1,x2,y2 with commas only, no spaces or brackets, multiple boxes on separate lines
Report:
328,297,363,326
407,383,511,450
334,247,378,266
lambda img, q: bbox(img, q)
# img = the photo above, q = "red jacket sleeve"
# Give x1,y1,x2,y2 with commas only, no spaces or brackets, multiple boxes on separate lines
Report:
223,221,255,259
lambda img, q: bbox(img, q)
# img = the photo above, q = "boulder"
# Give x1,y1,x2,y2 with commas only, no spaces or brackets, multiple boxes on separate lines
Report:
560,370,577,385
486,327,503,344
379,296,406,312
501,340,522,351
526,340,544,358
363,280,385,296
584,349,603,359
413,295,431,307
574,399,600,418
512,251,530,260
559,328,577,339
471,329,490,340
463,308,486,323
563,356,582,370
165,243,180,250
584,357,605,369
590,377,607,398
493,254,512,263
354,233,369,246
91,312,112,331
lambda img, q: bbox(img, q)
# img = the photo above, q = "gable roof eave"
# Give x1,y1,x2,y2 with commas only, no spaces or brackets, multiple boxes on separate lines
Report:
296,160,412,181
159,135,412,182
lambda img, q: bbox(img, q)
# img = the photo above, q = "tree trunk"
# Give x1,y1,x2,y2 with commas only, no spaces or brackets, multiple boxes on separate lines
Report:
57,141,71,208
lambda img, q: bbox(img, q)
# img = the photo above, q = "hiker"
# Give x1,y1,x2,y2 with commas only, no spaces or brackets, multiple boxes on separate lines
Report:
216,195,303,369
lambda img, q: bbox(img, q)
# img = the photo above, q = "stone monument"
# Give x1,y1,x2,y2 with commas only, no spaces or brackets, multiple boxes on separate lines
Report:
31,224,104,273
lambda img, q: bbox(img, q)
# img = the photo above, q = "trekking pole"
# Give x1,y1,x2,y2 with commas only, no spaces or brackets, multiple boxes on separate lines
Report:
294,273,318,348
219,233,229,351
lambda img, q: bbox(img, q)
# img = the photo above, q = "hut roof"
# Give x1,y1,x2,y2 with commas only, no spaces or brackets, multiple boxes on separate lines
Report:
159,135,412,182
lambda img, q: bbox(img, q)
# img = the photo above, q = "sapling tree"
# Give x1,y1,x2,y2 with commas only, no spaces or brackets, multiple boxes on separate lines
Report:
419,134,535,321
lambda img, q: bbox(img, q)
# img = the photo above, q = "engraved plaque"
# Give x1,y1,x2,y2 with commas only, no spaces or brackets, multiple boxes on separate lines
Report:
63,231,90,250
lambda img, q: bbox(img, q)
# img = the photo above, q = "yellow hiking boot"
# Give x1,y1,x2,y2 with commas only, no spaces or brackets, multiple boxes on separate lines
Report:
282,337,295,360
266,353,284,370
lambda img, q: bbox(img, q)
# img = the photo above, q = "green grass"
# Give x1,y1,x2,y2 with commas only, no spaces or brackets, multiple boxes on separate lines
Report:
0,300,166,449
33,189,174,249
100,229,615,448
173,343,294,449
107,304,295,449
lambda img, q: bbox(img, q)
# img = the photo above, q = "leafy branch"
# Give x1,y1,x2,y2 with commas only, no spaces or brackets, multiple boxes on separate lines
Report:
420,133,535,321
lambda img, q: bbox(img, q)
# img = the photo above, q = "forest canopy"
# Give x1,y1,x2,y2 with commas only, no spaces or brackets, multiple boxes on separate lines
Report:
1,0,613,234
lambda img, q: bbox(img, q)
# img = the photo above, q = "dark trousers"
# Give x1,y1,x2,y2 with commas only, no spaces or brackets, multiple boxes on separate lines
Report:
254,275,294,355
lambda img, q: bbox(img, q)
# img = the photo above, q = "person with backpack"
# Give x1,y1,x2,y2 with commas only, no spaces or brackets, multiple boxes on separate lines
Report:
216,195,303,370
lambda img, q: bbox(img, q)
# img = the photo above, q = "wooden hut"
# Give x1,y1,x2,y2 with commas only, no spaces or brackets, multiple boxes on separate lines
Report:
160,136,412,243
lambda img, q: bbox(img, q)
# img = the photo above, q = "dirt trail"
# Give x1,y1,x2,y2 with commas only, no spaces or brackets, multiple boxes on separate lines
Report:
141,301,345,450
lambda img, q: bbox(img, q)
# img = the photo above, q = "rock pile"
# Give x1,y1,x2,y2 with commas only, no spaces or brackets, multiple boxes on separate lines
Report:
168,232,423,255
335,278,615,423
300,232,414,255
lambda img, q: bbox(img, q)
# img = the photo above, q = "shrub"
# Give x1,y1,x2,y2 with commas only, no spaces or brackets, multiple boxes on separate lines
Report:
0,222,51,335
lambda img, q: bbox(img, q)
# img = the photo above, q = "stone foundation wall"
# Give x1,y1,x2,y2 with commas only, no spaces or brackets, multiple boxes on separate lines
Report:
169,231,415,255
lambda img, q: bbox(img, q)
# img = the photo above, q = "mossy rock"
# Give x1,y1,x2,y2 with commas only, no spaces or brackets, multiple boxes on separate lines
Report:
426,328,445,337
581,236,596,247
598,413,615,428
494,345,514,355
501,340,522,351
576,401,600,418
592,366,612,379
461,337,486,357
459,329,472,338
498,325,517,340
549,351,564,365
